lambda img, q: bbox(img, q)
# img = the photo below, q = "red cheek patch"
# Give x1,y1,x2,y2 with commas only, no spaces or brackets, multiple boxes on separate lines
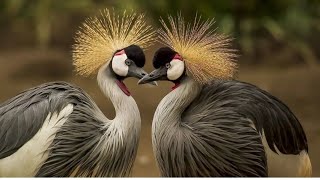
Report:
115,50,125,56
173,54,183,61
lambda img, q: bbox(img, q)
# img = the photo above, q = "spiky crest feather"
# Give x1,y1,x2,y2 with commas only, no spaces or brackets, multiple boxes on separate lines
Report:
73,8,155,76
158,14,238,84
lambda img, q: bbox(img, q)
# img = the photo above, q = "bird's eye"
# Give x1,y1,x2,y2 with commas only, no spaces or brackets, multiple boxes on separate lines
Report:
125,59,131,66
165,63,171,69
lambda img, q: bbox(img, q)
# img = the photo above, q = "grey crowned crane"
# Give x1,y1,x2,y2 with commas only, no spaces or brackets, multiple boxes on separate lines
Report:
139,14,311,177
0,9,155,177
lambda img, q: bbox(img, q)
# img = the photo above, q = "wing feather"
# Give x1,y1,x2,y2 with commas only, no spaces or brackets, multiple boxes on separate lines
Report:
183,80,308,155
0,82,86,159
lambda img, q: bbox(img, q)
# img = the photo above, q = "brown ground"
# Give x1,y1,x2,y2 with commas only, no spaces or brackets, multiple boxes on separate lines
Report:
0,48,319,177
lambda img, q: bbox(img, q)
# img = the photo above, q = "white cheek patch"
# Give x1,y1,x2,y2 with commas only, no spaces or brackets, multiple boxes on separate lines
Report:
112,54,129,77
167,60,185,80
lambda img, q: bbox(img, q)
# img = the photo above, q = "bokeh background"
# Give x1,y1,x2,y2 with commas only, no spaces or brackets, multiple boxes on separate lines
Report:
0,0,319,177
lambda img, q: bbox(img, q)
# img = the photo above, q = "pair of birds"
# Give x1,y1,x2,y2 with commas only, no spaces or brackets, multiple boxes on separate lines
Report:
0,9,311,177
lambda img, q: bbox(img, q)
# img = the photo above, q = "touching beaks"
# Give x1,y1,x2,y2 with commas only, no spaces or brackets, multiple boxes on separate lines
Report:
138,67,167,85
127,62,157,86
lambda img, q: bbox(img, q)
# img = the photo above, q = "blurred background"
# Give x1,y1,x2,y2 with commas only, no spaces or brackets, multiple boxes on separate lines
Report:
0,0,319,177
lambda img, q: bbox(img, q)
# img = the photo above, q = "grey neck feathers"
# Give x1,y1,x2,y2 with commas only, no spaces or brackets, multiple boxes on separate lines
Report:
97,64,141,150
97,63,141,129
94,63,141,176
153,77,202,131
152,77,201,176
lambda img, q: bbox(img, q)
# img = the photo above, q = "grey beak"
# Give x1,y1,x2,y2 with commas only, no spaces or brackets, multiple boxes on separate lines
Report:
136,68,158,86
127,63,157,86
138,74,154,85
138,67,167,85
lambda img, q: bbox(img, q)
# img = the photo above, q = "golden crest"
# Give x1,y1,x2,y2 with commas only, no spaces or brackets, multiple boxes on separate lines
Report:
73,8,156,76
158,14,238,83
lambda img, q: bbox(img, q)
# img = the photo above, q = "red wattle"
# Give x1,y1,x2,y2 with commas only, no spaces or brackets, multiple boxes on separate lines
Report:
116,80,131,96
171,83,180,90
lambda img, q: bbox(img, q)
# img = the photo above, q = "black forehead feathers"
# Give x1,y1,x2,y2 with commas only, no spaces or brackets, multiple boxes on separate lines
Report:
153,47,177,68
124,45,145,67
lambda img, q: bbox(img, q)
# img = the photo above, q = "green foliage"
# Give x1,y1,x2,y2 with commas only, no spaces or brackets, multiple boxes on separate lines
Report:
0,0,319,65
131,0,320,66
0,0,111,49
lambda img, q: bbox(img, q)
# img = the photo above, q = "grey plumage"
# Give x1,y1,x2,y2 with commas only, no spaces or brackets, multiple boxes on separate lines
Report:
36,85,138,176
0,43,152,177
136,38,311,177
0,80,139,177
0,82,77,159
152,77,308,177
204,80,308,155
0,63,142,177
152,78,267,176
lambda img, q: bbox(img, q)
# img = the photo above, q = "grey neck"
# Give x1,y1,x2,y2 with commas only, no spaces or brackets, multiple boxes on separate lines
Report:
97,63,141,130
69,63,140,177
152,77,202,175
153,77,202,130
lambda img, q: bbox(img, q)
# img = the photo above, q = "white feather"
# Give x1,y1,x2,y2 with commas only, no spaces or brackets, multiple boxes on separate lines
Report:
111,54,128,77
167,60,185,81
0,104,74,177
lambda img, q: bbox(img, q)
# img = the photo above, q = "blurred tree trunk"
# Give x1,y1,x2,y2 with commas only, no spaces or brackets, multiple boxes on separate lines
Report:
35,0,51,50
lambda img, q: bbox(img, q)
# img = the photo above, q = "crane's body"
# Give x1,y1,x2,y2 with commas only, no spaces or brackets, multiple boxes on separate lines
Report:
0,64,141,176
0,8,155,177
138,14,312,177
151,77,311,176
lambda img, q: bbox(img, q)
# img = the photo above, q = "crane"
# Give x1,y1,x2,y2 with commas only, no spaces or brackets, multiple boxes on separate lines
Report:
138,14,312,177
0,9,155,177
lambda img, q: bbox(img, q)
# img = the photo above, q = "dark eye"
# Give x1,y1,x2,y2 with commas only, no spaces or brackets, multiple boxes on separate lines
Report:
125,59,131,66
165,63,171,69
